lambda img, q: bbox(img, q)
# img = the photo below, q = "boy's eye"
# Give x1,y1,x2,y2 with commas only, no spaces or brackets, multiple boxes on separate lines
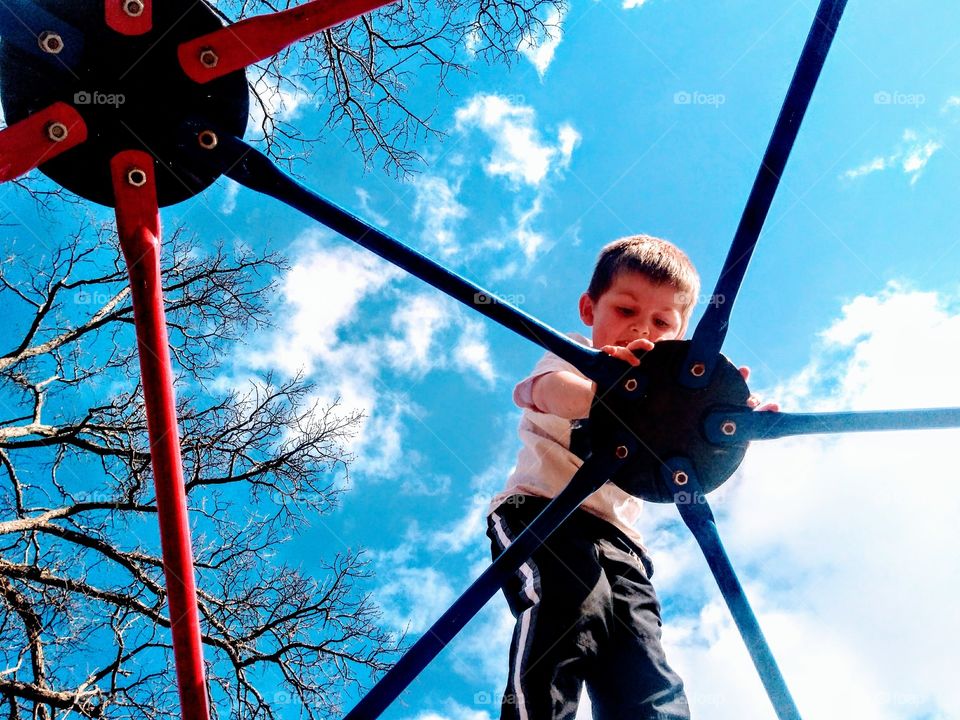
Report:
618,307,635,316
654,318,671,328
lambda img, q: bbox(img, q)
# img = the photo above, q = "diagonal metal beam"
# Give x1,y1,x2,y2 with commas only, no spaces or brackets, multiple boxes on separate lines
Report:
704,407,960,444
0,102,86,183
191,129,630,390
111,150,210,720
682,0,849,388
343,442,633,719
178,0,398,84
665,458,802,720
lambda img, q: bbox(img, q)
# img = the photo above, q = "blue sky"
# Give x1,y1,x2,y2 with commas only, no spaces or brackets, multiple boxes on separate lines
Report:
4,0,960,717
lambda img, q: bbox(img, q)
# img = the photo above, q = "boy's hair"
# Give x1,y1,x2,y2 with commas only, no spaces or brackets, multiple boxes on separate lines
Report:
586,235,700,318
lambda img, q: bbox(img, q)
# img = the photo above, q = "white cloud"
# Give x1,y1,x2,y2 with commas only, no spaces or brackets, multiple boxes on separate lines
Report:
448,94,580,274
246,229,401,376
518,6,565,78
454,319,497,386
455,95,581,188
622,0,651,7
412,175,468,257
842,155,888,180
385,294,454,376
356,188,391,228
941,96,960,113
376,563,457,634
220,179,240,215
248,75,310,138
642,284,960,718
841,129,941,185
238,231,499,484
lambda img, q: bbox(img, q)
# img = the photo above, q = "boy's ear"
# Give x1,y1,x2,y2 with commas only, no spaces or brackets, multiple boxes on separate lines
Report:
578,292,595,326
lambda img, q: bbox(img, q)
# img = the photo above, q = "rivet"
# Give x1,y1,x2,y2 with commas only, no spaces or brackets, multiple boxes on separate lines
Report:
46,122,68,142
690,362,706,378
123,0,145,17
127,168,148,187
672,470,688,486
615,445,629,459
720,420,737,436
624,378,638,392
197,130,218,150
199,48,219,69
38,31,63,55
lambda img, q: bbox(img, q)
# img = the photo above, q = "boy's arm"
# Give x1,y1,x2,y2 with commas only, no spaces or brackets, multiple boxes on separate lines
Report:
529,371,596,419
521,363,778,419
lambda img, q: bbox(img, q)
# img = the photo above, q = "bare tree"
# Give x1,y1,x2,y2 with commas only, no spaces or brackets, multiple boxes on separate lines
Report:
0,223,401,719
212,0,567,173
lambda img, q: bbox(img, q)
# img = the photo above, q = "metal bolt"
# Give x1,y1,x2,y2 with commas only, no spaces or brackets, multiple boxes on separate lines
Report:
615,445,629,459
46,122,68,143
672,470,688,486
127,168,148,187
199,48,219,69
197,130,218,150
624,378,638,392
720,420,737,436
690,362,706,378
38,31,63,55
124,0,145,17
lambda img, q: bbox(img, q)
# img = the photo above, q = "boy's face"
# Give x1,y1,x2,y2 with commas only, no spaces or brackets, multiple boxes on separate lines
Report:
579,271,689,348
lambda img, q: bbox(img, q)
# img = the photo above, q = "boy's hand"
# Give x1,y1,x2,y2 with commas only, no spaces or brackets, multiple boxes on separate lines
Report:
738,366,780,412
600,338,654,367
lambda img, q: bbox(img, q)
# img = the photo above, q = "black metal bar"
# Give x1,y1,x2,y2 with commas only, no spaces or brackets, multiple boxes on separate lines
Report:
206,132,630,389
704,407,960,444
666,458,802,720
0,0,83,66
682,0,848,387
342,443,632,720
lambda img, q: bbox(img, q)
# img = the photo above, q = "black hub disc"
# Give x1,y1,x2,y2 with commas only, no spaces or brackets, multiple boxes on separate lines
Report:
589,340,752,503
0,0,248,207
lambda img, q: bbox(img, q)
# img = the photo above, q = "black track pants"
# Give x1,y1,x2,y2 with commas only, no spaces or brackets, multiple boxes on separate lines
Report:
486,495,691,720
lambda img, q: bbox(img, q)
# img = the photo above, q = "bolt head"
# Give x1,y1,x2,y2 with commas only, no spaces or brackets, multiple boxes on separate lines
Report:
124,0,145,17
690,362,706,378
615,445,629,459
199,48,219,69
624,378,638,392
38,31,63,55
720,420,737,436
672,470,689,486
46,122,68,142
197,130,218,149
127,168,148,187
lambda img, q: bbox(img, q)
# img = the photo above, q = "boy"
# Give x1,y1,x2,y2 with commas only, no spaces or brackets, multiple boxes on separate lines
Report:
485,235,699,720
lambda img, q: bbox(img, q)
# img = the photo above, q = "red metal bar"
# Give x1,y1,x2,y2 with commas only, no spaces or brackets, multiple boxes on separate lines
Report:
106,0,153,36
110,150,209,720
0,103,87,183
178,0,398,84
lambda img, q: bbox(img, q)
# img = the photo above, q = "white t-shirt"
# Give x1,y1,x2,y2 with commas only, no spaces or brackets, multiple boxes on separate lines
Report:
488,332,646,549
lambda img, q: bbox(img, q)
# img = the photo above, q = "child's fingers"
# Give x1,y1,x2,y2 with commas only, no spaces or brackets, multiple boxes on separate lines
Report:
601,345,641,366
739,366,751,381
